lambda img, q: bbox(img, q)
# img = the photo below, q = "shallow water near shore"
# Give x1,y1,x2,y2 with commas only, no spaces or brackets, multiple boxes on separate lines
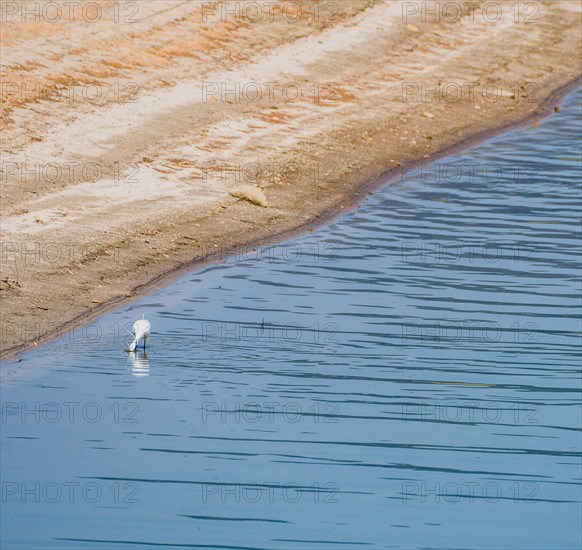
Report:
1,90,581,549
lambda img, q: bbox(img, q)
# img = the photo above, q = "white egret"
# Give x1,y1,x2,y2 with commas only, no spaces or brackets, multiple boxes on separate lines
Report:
126,315,151,352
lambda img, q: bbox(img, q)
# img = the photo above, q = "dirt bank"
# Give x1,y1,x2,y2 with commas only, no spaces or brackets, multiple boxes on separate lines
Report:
1,0,581,359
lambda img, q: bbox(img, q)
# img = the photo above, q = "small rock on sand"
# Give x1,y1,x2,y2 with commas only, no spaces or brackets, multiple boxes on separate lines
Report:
229,185,268,207
406,24,419,33
423,112,435,119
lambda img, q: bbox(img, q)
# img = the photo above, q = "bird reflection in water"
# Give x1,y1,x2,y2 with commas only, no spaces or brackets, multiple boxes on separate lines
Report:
128,351,150,377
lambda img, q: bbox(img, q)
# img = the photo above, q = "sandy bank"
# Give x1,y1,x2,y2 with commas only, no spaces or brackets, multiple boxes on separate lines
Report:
1,0,581,359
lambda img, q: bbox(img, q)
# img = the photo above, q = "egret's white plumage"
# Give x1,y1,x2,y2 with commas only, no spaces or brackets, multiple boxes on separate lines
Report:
127,315,151,352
